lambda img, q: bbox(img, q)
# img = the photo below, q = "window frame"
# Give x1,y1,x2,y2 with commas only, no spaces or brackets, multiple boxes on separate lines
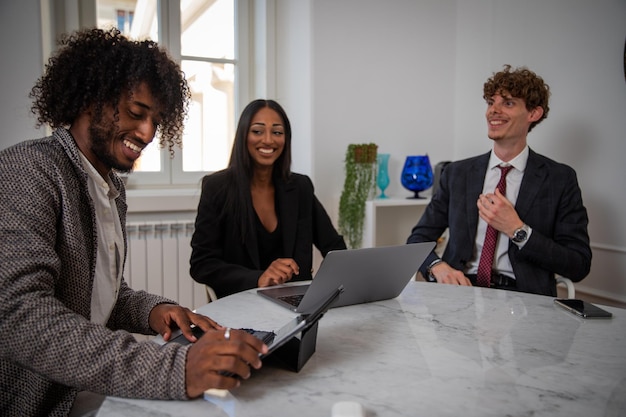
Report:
125,0,253,189
43,0,275,190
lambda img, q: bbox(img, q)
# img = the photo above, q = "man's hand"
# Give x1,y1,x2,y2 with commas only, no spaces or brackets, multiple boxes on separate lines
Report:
429,261,472,286
477,188,523,237
149,304,222,343
258,258,300,287
185,328,268,398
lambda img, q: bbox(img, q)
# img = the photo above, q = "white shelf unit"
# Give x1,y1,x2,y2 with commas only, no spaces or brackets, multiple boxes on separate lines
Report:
362,197,431,248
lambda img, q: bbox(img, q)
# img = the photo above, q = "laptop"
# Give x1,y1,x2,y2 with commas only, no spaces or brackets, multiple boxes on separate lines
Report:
168,285,344,359
257,242,435,313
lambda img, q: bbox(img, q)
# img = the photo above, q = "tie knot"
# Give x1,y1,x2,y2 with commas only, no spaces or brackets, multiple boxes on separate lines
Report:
498,165,513,177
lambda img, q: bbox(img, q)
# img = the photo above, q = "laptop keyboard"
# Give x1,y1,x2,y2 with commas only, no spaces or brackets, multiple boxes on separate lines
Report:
278,293,304,307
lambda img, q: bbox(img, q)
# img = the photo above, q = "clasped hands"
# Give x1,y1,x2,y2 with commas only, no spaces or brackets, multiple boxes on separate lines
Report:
149,303,268,398
429,189,524,286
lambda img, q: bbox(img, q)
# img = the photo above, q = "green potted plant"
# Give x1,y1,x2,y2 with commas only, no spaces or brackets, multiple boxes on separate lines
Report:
338,143,378,249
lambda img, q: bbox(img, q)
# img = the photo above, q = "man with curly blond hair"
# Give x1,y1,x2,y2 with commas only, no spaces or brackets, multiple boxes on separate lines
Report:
407,65,591,296
0,28,267,417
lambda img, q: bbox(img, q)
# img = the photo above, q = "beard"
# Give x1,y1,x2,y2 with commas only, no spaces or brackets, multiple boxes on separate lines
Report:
88,122,134,174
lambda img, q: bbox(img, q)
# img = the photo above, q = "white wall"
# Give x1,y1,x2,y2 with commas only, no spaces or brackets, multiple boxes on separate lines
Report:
310,0,457,209
2,0,625,304
277,0,626,303
0,1,46,147
274,0,313,176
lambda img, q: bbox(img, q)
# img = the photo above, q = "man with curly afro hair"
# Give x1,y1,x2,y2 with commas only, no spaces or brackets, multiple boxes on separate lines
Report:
408,65,591,296
0,28,267,417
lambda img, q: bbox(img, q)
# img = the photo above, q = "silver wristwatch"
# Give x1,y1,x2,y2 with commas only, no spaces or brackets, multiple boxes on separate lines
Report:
426,258,443,281
511,224,530,243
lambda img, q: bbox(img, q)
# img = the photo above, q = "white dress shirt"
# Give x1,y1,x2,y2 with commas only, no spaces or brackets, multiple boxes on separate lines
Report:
465,146,531,278
79,153,124,325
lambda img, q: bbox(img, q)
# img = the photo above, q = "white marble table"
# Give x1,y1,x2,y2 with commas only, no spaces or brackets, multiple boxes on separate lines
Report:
97,282,626,417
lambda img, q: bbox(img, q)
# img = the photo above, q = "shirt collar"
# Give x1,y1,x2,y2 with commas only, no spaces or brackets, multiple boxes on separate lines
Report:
489,145,529,172
78,151,120,200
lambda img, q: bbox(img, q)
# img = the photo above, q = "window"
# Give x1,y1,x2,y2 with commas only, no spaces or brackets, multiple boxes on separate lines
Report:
96,0,253,188
116,9,134,33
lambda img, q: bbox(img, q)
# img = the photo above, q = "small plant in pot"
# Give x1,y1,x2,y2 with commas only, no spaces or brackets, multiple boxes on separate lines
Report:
338,143,378,249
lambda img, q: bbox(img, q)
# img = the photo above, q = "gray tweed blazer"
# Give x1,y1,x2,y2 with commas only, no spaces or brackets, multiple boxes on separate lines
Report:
0,129,189,416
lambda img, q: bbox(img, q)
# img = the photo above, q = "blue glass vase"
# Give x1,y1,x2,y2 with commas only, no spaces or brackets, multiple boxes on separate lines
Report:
401,155,433,199
376,153,390,199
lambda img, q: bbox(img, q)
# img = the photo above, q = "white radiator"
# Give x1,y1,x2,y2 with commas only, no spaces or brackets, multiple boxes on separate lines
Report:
124,221,207,310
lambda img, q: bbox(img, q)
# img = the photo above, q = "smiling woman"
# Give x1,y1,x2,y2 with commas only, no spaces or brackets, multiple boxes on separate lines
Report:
246,107,286,174
189,99,347,299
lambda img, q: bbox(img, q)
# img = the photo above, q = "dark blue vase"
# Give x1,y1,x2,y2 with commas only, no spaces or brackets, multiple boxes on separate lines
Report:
401,155,433,199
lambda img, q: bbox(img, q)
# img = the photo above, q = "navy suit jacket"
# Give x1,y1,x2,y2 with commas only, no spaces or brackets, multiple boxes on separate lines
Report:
407,149,591,296
190,170,346,298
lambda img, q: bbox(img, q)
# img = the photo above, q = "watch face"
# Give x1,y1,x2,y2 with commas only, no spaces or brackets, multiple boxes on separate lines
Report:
514,229,527,242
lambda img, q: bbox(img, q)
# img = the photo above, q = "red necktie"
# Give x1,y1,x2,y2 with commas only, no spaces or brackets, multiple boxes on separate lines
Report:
476,165,513,287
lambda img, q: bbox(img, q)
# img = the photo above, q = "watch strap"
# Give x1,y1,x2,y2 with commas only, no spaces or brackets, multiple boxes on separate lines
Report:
426,258,443,281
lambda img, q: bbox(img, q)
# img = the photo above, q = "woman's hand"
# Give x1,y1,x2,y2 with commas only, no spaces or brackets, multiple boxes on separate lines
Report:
258,258,300,287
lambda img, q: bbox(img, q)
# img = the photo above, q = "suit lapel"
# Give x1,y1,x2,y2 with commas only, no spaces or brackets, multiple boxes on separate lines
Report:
243,190,261,268
465,152,490,240
276,178,298,256
515,149,546,219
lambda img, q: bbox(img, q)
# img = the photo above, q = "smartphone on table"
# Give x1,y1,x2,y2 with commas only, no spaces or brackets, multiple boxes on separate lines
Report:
554,298,613,319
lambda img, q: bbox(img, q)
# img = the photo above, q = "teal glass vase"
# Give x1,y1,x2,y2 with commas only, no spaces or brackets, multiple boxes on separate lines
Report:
376,153,390,199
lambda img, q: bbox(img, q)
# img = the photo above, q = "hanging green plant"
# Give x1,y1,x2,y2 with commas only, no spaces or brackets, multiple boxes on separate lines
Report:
338,143,378,249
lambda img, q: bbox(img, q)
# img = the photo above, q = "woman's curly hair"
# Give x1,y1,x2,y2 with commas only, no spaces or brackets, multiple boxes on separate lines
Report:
29,27,190,155
483,65,550,133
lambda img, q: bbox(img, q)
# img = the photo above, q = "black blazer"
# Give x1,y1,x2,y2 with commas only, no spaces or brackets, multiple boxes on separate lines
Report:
190,170,346,298
407,149,591,296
